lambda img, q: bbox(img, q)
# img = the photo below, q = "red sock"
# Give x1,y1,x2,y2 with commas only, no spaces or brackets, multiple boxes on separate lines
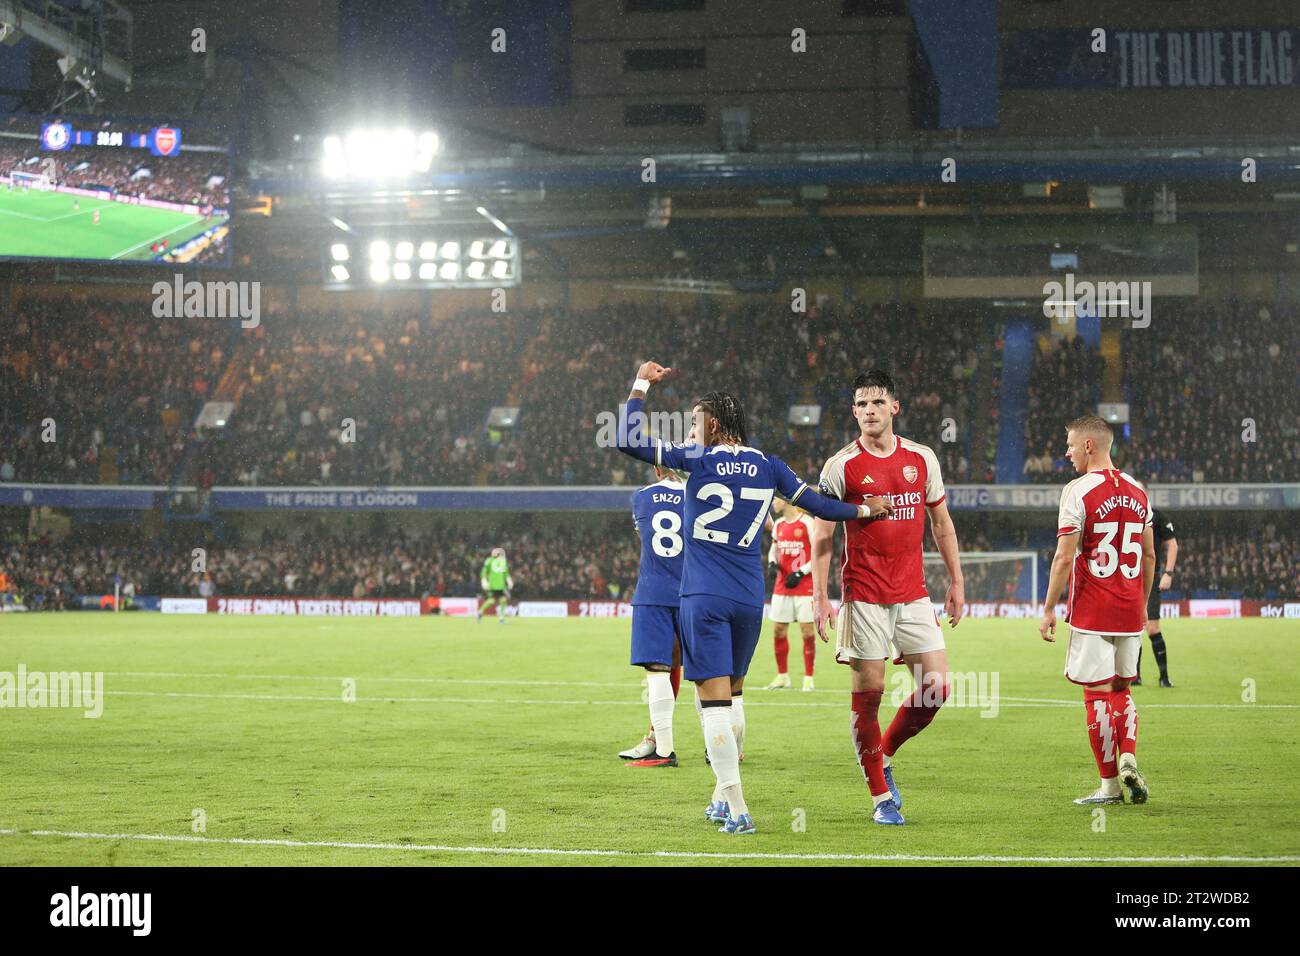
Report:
882,681,949,757
1110,688,1137,757
773,634,789,674
668,665,681,700
1083,687,1118,778
851,690,889,796
802,635,816,677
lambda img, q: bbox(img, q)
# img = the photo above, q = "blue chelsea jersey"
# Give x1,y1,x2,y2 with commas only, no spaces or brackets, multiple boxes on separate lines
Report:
657,443,813,606
630,478,686,607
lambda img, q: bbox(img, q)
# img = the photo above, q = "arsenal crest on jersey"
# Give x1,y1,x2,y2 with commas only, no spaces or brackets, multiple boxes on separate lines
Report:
902,465,918,483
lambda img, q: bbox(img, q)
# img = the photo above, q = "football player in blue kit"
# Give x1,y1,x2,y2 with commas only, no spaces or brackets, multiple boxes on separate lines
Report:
619,465,688,767
615,360,893,834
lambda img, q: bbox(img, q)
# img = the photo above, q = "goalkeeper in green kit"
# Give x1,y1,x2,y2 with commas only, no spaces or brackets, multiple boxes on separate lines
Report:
477,547,514,623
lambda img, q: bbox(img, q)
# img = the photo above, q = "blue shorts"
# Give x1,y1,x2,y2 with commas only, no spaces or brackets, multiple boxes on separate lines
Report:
679,594,764,682
630,604,679,668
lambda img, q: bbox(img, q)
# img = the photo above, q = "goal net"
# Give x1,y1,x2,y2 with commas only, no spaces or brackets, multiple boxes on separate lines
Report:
6,168,54,189
923,551,1038,607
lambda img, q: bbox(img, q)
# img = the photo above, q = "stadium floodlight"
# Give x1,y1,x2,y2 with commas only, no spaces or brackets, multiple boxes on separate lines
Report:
321,128,441,179
439,262,460,280
394,241,414,261
469,240,487,259
369,261,390,282
466,261,486,280
490,260,510,280
330,243,349,262
368,240,390,261
418,262,437,280
418,241,438,260
331,265,350,282
439,241,460,260
489,239,510,259
393,262,412,281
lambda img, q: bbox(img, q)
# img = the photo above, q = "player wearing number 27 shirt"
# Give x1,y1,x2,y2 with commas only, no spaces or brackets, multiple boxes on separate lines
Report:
616,360,888,836
1040,415,1156,808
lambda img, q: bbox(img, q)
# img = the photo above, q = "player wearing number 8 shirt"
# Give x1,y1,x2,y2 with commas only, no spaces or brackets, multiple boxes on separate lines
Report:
616,361,888,836
1040,415,1156,807
618,466,687,768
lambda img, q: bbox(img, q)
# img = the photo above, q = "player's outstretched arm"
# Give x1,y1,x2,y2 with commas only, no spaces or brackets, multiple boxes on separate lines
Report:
615,361,676,466
773,461,893,524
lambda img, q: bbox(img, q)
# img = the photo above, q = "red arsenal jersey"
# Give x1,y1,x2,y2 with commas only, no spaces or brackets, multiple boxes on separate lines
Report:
818,435,945,604
1057,469,1152,635
769,513,816,596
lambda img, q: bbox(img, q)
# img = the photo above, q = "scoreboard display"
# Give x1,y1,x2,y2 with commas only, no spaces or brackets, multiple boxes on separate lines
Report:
0,114,230,266
40,121,183,157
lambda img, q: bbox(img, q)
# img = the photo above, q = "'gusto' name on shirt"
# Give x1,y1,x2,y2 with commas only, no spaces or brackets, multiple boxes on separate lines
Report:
714,462,759,477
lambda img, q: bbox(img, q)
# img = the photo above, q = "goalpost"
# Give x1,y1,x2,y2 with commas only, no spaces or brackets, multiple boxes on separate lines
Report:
923,551,1039,606
6,168,55,190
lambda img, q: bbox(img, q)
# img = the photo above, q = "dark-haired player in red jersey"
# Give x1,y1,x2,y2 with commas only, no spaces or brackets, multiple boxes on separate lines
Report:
811,369,965,827
1040,415,1156,806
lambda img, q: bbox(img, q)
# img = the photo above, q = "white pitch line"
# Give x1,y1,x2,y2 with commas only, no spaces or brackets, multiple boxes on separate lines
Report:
104,670,638,689
92,689,1296,711
94,673,1300,709
0,828,1295,864
110,216,204,260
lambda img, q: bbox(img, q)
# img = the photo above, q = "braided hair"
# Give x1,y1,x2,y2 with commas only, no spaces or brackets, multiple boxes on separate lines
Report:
695,390,748,446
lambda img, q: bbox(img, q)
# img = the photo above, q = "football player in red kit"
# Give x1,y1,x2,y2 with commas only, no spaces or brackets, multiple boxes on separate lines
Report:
812,369,965,826
1040,415,1156,806
765,498,819,691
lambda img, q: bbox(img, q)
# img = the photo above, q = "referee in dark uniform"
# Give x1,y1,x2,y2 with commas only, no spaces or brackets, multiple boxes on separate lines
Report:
1138,500,1178,687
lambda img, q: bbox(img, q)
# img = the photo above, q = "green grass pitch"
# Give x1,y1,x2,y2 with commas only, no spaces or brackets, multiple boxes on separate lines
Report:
0,186,225,262
0,614,1296,867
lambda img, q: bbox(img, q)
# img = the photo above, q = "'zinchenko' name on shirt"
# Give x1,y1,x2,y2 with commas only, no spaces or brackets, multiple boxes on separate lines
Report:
1094,494,1148,521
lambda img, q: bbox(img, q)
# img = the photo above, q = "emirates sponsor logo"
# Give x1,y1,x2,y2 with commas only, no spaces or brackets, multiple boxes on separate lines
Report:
902,465,918,483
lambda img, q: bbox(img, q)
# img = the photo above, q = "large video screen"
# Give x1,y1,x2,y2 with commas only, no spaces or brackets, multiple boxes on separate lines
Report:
0,114,231,265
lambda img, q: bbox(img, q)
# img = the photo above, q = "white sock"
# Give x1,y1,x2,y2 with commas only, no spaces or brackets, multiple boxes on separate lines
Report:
882,753,892,769
872,791,893,809
1100,775,1121,797
645,672,675,757
693,684,705,733
701,705,747,816
731,694,745,752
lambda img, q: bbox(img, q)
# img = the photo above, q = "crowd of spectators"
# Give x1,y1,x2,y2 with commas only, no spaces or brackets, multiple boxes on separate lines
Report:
1173,522,1298,600
1,522,638,609
197,299,993,488
1022,335,1107,481
1,299,228,485
1022,302,1298,483
4,295,1295,490
1122,301,1298,482
6,517,1294,609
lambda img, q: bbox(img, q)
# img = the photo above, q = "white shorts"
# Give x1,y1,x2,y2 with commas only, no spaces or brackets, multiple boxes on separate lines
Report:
836,598,945,663
1064,628,1141,685
770,593,813,624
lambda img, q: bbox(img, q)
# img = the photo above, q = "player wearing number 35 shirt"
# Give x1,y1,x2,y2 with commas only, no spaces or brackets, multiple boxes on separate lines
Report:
616,360,883,836
1041,415,1156,808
